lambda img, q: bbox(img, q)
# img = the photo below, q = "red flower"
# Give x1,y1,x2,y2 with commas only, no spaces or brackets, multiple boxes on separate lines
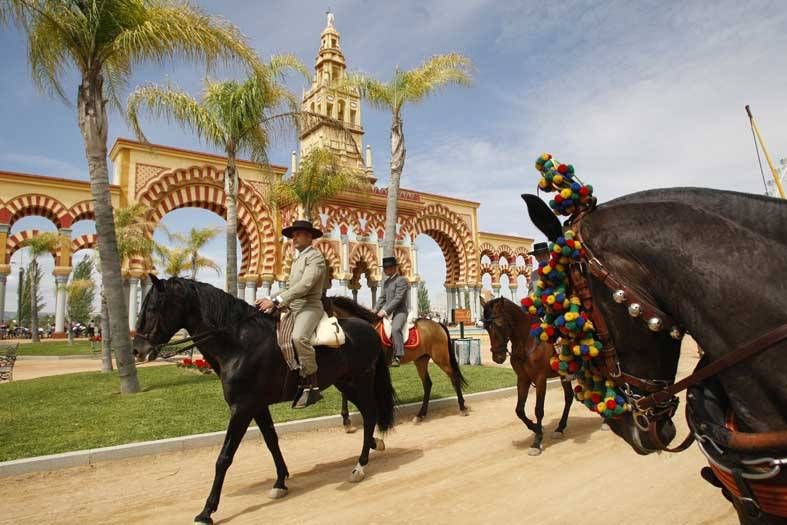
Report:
182,358,193,366
195,359,208,369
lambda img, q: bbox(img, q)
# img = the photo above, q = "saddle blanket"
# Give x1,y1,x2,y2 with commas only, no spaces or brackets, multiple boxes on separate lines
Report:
377,313,420,349
277,311,345,371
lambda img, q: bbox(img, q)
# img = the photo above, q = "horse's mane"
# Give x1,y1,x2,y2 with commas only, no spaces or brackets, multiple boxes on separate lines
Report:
169,278,273,329
486,296,529,323
326,296,379,324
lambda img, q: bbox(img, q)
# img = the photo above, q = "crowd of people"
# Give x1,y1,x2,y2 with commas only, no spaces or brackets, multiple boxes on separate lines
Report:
0,321,97,340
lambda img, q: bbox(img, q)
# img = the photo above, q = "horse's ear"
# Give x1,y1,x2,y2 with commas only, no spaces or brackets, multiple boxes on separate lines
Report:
149,273,164,291
521,194,562,242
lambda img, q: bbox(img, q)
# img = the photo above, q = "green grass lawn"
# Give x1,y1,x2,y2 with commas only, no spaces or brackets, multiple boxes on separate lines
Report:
0,363,515,462
14,340,96,356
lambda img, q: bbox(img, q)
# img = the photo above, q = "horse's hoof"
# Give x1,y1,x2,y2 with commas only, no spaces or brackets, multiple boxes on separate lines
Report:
412,415,424,424
551,430,565,439
527,447,542,456
600,423,610,431
459,408,469,417
194,516,213,524
349,463,366,483
344,424,358,434
374,437,386,451
269,487,288,499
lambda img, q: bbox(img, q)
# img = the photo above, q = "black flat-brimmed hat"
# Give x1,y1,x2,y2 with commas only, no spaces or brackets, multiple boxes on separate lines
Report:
282,219,323,239
527,242,549,255
380,256,398,268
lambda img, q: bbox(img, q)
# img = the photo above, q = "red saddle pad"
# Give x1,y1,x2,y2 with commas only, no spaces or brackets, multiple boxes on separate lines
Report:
376,323,420,349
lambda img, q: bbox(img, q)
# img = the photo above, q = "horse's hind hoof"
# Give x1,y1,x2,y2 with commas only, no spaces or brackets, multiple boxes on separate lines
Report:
527,447,542,456
194,515,213,524
412,415,424,424
459,408,469,417
269,487,288,499
600,423,610,431
374,437,385,451
349,463,366,483
551,430,565,439
344,424,358,434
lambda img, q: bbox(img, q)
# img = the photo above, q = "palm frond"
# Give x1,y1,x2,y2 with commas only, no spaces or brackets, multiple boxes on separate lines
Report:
340,73,394,111
194,255,222,277
20,231,67,257
400,53,472,107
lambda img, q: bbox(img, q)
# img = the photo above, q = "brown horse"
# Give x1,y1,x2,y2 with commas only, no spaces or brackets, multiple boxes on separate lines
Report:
325,296,468,428
480,296,574,455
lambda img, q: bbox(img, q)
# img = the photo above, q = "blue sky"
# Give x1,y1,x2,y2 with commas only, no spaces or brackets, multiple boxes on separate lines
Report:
2,0,787,314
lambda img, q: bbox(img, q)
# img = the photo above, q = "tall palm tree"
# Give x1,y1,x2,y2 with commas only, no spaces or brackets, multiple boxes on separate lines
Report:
1,0,263,394
266,147,372,222
153,244,190,278
342,54,472,257
169,226,222,280
127,55,309,296
21,232,67,343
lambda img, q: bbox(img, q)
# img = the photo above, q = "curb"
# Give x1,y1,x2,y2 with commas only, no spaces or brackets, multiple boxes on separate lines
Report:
16,355,100,361
0,385,540,478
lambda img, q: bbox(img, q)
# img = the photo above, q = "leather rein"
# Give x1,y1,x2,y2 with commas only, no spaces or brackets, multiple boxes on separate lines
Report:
568,213,787,453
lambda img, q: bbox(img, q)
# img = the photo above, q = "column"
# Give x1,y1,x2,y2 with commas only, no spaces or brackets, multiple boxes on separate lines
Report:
351,286,359,302
336,279,349,297
54,274,68,337
410,239,419,278
445,285,454,315
369,281,378,307
141,275,152,303
340,231,350,276
0,272,6,322
492,283,501,297
127,277,140,331
237,281,244,300
245,280,257,305
260,278,273,299
454,287,463,309
410,281,419,316
470,287,480,321
510,285,518,302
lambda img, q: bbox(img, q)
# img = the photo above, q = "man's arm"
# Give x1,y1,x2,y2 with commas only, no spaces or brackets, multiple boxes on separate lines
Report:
381,276,408,313
278,252,326,307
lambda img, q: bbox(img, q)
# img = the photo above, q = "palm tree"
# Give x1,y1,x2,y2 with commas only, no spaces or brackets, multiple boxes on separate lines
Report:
342,54,472,257
266,147,372,222
153,244,190,278
21,232,66,343
1,0,263,394
65,278,94,345
169,227,222,280
127,55,309,297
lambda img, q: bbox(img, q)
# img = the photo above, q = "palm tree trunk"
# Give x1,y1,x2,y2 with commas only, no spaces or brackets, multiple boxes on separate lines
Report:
78,72,139,393
383,114,406,258
30,260,39,343
225,154,239,296
100,289,113,372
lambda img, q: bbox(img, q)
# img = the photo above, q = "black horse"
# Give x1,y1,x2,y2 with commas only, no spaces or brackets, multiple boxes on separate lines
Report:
132,276,396,524
523,188,787,524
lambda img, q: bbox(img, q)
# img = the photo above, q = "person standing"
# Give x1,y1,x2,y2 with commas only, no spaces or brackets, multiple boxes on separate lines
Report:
375,256,410,366
257,219,328,408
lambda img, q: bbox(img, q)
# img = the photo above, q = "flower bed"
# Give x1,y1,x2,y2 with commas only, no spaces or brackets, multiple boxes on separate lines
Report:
177,357,212,374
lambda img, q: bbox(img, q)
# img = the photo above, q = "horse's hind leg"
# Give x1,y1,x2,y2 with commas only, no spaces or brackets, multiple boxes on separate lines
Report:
195,407,254,524
338,380,379,483
513,373,540,455
340,393,358,433
553,378,574,437
254,406,290,499
412,355,432,423
435,352,467,416
530,376,547,455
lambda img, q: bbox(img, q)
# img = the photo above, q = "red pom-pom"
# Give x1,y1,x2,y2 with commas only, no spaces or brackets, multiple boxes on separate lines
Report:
591,393,602,404
574,385,583,393
606,399,617,409
554,194,563,203
551,360,560,372
546,326,555,336
568,361,579,373
557,164,568,174
579,186,589,196
552,302,563,312
566,239,575,249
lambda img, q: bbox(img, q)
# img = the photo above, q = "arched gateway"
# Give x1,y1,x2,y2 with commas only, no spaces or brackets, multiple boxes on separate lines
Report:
0,14,533,336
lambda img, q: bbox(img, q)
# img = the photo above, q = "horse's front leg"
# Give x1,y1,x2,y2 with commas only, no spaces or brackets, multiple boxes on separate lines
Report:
553,378,574,436
195,407,254,524
349,381,379,483
341,393,357,433
254,406,290,499
530,375,548,455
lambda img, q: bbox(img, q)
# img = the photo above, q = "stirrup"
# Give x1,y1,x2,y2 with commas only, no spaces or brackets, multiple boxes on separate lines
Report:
292,386,323,409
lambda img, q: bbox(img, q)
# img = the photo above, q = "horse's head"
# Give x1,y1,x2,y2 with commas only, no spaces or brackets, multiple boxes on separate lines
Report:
133,275,190,362
523,192,682,455
481,297,531,364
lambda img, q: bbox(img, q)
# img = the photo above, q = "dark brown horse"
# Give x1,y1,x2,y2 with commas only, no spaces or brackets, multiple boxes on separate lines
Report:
523,188,787,524
480,296,574,455
325,296,468,427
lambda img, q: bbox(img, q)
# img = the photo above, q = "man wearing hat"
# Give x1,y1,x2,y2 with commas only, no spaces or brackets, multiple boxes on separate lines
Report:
374,256,410,366
528,242,550,297
257,219,328,408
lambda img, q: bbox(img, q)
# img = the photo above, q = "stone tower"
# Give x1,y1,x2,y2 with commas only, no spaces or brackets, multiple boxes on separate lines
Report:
300,11,375,182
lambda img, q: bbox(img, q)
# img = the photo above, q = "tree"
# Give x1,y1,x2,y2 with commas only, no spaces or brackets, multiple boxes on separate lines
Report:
266,147,372,222
168,227,221,280
154,245,190,278
19,260,43,331
2,0,263,393
342,55,472,257
15,265,23,326
68,256,95,325
127,55,310,296
417,281,430,316
20,232,64,342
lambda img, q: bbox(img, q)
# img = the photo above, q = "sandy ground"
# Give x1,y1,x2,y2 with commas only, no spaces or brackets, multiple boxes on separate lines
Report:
3,341,735,525
12,358,171,380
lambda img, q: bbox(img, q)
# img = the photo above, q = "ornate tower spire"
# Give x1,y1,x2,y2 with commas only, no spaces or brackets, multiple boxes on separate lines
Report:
299,12,375,183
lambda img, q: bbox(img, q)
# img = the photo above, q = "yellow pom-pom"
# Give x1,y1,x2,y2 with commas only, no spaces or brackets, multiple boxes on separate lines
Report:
541,153,552,161
576,392,585,401
552,245,562,253
574,241,582,249
539,177,549,188
556,264,565,272
528,306,537,314
589,347,600,358
546,295,556,305
553,174,564,185
572,345,581,356
560,188,573,199
570,296,581,305
542,265,552,273
597,402,607,413
605,380,615,388
540,333,549,341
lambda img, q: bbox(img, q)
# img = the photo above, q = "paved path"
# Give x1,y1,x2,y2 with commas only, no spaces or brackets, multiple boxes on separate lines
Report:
4,344,734,525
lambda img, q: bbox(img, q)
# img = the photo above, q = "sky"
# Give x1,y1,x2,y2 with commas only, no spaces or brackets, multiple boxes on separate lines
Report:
2,0,787,316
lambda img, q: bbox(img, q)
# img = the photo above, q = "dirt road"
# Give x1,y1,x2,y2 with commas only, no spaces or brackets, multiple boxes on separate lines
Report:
4,362,736,524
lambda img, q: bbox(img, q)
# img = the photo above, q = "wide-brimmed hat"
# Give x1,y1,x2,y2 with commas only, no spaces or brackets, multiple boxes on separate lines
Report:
282,219,323,239
527,242,549,255
380,256,398,268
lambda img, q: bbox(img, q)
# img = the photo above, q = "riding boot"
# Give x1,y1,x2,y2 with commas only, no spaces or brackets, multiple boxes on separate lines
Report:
293,373,323,409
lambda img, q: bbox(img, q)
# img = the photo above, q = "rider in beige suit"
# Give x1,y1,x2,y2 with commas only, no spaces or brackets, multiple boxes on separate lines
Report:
257,219,327,408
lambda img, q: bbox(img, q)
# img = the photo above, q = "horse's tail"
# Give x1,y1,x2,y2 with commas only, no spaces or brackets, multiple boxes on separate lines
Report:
373,347,397,432
439,322,467,388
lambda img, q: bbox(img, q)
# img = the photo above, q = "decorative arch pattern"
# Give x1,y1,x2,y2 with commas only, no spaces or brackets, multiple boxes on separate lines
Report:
71,234,97,254
69,200,95,223
349,243,379,281
315,240,341,279
5,230,60,263
394,247,412,279
4,194,71,229
413,203,477,284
